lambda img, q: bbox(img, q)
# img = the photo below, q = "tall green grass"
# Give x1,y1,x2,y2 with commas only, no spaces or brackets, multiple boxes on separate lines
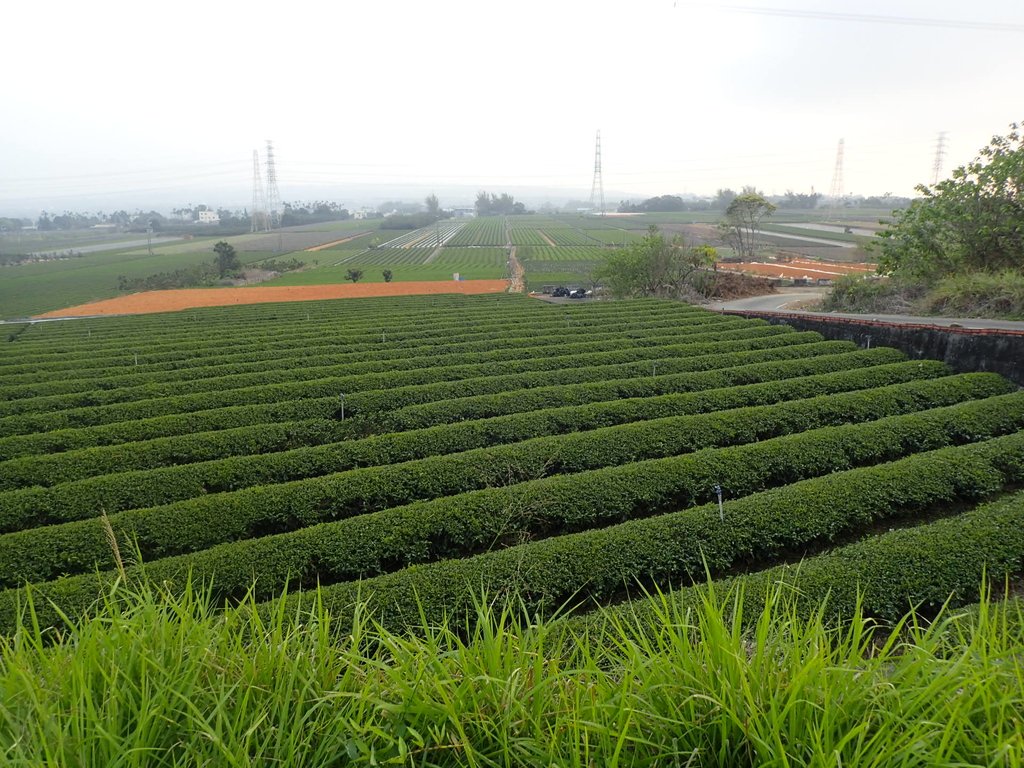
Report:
1,577,1021,766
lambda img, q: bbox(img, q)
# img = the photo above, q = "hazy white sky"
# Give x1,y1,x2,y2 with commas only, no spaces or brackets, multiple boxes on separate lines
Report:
2,0,1022,213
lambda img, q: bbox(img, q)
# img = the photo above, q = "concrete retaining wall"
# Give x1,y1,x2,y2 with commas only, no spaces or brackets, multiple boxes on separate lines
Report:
722,311,1024,387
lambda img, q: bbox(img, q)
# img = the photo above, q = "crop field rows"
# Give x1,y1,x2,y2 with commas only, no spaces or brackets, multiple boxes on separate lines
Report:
2,292,1023,636
445,218,507,246
377,222,465,249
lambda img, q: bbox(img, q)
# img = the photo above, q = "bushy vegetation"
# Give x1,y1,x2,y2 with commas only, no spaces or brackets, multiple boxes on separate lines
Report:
828,121,1024,318
1,575,1021,766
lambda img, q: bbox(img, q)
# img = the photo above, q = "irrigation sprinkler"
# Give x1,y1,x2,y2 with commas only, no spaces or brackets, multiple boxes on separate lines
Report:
865,335,871,349
381,330,386,343
652,362,658,377
712,484,724,521
339,392,346,421
133,352,139,367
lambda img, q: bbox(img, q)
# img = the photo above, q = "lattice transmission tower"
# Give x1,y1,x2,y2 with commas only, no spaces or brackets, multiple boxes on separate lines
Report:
250,149,269,233
826,138,845,222
589,130,605,215
931,131,947,186
265,140,282,229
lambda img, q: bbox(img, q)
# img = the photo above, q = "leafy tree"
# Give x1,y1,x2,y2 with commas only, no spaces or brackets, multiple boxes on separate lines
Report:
778,190,822,210
714,188,737,210
719,193,776,260
877,121,1024,280
345,268,364,283
425,194,440,218
474,191,528,216
212,241,240,277
382,269,393,283
596,226,717,298
617,195,687,213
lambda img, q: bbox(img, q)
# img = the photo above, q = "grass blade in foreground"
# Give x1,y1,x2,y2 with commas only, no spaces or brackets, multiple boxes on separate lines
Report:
1,575,1020,766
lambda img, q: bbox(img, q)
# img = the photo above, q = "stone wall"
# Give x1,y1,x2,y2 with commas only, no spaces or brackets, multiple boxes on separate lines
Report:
722,311,1024,386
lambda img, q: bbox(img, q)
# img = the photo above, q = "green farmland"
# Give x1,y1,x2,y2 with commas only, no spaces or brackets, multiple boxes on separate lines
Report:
1,292,1023,764
0,210,889,319
2,293,1023,626
0,219,374,319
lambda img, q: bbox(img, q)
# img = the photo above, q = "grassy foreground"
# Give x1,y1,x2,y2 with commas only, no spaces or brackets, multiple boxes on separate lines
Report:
2,579,1022,767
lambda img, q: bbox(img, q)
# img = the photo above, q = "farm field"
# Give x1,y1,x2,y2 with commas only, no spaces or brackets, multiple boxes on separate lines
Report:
267,247,510,286
33,280,509,317
0,220,374,319
719,259,876,281
2,292,1024,647
3,211,890,320
263,216,624,291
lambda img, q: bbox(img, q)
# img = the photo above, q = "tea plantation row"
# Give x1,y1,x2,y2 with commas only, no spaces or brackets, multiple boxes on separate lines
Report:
1,293,1022,636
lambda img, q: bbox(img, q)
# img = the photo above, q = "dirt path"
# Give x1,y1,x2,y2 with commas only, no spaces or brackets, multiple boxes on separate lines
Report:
304,232,371,252
424,245,444,264
35,280,512,318
538,230,557,247
507,247,525,293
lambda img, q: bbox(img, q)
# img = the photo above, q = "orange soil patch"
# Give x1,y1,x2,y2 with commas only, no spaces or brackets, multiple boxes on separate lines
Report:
36,280,511,318
720,261,875,279
304,232,371,252
784,259,875,274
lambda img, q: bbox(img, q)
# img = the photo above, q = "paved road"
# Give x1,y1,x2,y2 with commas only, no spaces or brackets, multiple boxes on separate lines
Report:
710,292,1024,333
708,292,826,312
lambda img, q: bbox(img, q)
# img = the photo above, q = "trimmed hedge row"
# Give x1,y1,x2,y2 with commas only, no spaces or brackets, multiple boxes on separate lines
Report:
0,321,771,417
0,301,710,376
599,486,1024,633
296,437,1024,635
0,310,713,386
0,418,349,492
1,313,746,400
0,396,346,462
1,390,1022,588
0,341,866,462
3,296,700,358
0,370,999,530
0,329,811,437
382,345,903,430
12,431,1022,636
0,358,952,491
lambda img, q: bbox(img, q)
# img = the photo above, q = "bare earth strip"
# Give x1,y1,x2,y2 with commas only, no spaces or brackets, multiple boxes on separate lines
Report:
719,262,872,279
304,232,372,252
538,231,557,247
508,247,525,293
35,281,511,318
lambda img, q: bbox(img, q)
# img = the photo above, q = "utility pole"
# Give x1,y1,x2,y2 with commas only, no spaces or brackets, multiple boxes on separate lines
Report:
265,140,282,229
931,131,948,186
826,138,845,223
251,150,268,233
589,130,605,215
